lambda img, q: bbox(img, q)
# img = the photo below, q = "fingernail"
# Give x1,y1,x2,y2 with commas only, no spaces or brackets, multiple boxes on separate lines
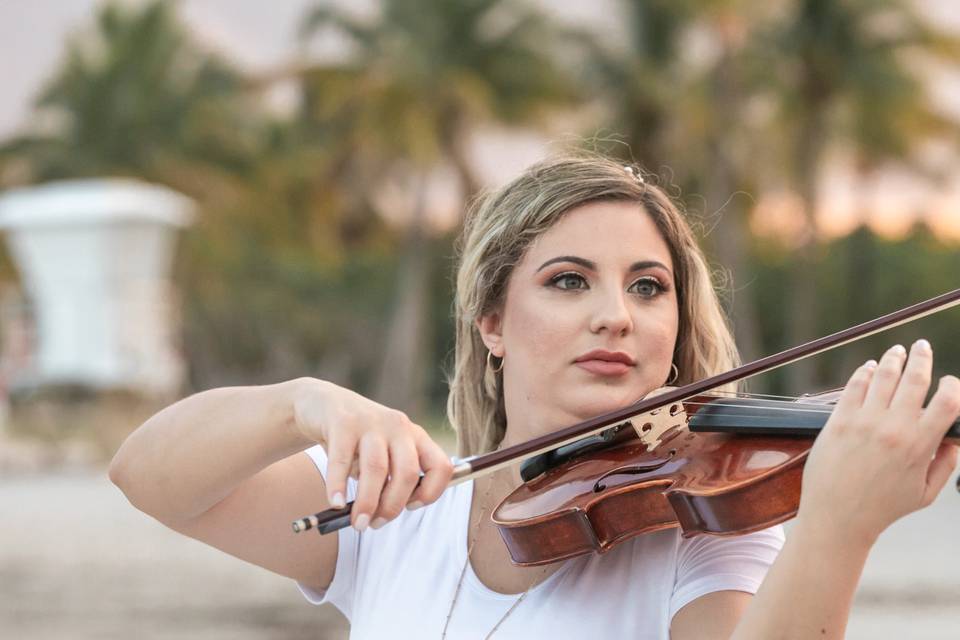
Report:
354,514,370,532
915,339,931,352
865,359,878,368
330,492,345,509
371,517,387,529
891,344,907,356
406,501,424,511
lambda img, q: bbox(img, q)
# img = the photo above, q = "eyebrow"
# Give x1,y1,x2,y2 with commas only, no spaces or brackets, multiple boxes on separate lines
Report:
535,255,672,276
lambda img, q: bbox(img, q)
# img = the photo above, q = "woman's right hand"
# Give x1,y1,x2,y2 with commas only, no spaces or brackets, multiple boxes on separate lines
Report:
292,379,454,531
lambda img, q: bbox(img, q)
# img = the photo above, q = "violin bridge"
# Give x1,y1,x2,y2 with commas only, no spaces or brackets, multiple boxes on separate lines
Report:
630,402,689,451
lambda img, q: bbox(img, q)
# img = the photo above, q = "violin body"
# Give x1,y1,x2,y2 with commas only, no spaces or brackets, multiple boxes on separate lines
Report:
491,393,833,566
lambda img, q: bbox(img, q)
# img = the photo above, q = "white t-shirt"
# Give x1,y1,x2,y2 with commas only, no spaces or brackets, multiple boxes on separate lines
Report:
297,445,784,639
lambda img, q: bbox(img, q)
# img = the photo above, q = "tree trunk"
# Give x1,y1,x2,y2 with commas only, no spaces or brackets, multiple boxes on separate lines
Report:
373,172,431,418
704,45,764,376
444,119,481,205
784,106,826,392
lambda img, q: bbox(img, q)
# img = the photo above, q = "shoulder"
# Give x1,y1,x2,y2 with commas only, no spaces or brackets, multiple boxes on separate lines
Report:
670,525,785,620
668,525,785,640
675,524,786,566
572,526,784,612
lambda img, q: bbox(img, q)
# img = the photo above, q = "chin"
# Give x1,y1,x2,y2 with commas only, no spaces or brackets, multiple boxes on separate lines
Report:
563,392,639,422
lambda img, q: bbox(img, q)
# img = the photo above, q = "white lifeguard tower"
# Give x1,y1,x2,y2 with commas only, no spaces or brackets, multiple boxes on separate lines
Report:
0,179,194,397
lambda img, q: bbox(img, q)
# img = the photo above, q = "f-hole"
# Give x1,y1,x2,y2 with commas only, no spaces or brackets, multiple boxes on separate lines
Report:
593,449,677,493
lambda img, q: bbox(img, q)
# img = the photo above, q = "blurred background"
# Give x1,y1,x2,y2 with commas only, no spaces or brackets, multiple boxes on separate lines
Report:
1,0,959,638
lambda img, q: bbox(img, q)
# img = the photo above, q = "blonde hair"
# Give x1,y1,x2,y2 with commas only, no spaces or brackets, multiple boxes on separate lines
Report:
447,154,739,457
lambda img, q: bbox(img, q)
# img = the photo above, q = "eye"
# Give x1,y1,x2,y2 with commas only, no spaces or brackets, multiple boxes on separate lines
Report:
629,277,665,298
549,272,587,290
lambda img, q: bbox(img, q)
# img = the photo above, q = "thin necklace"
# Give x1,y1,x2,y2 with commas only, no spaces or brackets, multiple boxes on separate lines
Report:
441,477,549,639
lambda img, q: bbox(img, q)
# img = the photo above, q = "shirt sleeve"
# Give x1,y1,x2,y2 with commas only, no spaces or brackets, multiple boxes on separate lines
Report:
295,444,361,620
669,525,785,621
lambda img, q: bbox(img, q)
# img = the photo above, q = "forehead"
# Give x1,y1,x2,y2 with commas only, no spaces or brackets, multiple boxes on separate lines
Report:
520,200,673,271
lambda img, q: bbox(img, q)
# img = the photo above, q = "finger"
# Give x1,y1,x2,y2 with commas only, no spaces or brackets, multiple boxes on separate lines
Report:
370,439,421,529
921,442,959,507
890,339,933,411
919,375,960,451
831,359,877,418
408,436,454,509
352,435,389,531
864,344,907,410
324,428,358,509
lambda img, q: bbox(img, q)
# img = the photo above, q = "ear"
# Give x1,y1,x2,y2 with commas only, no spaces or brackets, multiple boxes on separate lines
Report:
475,311,504,357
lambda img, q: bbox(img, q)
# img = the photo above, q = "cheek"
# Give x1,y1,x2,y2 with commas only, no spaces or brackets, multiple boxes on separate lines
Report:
648,333,677,371
503,300,577,363
639,308,679,363
658,309,680,348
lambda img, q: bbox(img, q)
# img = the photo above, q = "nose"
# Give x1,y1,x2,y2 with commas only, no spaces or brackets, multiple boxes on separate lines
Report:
589,285,634,336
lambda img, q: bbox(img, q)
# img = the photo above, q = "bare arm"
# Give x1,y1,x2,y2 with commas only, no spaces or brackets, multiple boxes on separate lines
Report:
108,378,341,590
109,379,314,521
110,377,452,593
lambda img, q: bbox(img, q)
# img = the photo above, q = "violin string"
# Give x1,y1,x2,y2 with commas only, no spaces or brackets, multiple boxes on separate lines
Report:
698,389,828,402
652,388,844,414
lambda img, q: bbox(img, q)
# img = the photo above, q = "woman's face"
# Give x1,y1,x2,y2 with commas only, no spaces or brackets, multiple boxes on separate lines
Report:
479,200,680,443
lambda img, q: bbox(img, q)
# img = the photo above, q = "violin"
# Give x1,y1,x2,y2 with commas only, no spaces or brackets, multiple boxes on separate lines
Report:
495,389,960,565
292,287,960,566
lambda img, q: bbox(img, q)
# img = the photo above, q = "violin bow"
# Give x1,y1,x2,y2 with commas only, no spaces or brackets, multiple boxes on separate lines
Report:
293,286,960,534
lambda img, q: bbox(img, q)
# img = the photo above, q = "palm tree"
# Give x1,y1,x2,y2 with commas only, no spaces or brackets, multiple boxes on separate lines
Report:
300,0,576,199
178,117,398,388
751,0,960,390
693,5,767,366
0,1,256,194
0,1,386,389
574,0,698,171
299,0,579,417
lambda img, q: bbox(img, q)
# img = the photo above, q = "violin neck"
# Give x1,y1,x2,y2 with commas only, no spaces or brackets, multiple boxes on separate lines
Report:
687,398,960,444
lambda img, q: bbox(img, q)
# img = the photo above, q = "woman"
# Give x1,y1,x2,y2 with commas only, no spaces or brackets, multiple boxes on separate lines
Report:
110,154,960,639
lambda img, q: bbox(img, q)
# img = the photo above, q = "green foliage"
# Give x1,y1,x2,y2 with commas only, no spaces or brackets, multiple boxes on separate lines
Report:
573,0,702,170
750,225,960,393
299,0,579,188
180,236,401,388
0,1,258,185
749,0,960,169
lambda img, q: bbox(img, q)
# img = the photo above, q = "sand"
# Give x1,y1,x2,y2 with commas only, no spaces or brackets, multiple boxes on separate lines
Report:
3,468,960,639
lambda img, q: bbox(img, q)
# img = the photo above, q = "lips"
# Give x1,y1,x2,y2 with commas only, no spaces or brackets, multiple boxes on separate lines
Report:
574,350,637,366
573,350,636,377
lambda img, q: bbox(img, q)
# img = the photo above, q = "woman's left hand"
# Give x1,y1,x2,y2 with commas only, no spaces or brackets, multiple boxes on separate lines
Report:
797,340,960,548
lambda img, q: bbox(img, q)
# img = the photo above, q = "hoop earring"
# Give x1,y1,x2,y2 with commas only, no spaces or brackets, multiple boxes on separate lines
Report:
487,351,504,373
666,363,679,385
